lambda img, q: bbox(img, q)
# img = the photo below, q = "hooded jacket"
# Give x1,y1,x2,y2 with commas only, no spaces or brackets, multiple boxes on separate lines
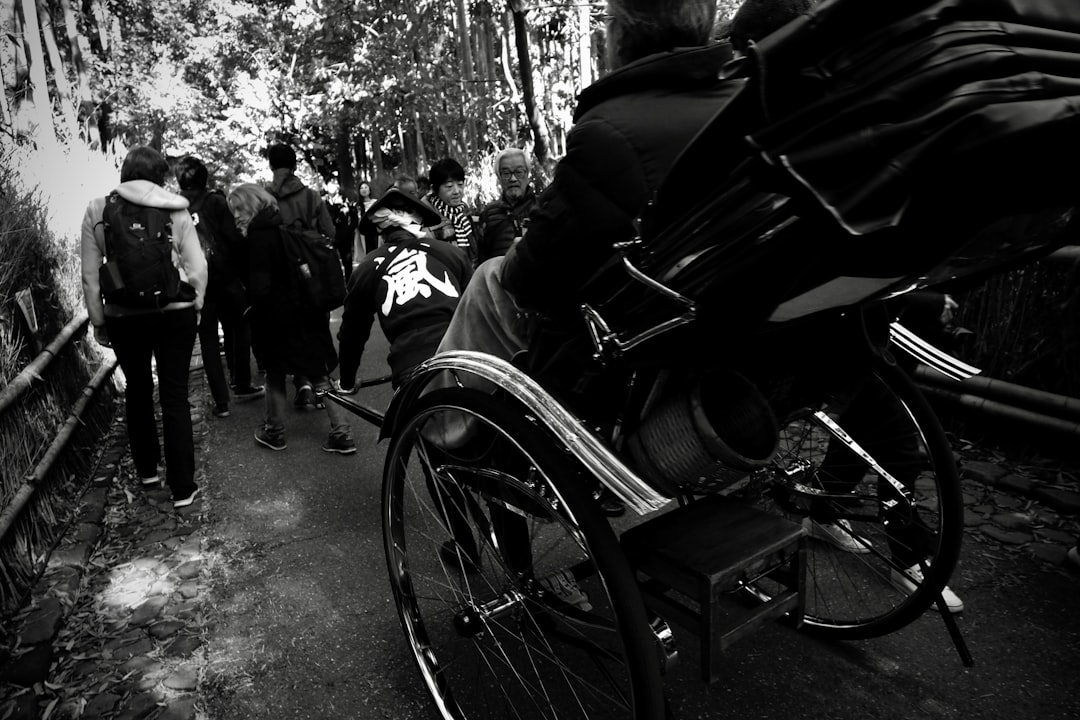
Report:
81,180,208,326
266,169,336,239
500,42,739,318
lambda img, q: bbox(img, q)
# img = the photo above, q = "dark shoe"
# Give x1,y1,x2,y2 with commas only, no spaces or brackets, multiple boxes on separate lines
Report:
593,486,626,517
233,385,265,400
294,384,315,409
173,486,200,508
212,404,231,418
141,474,162,487
321,434,357,455
255,426,287,451
439,540,481,575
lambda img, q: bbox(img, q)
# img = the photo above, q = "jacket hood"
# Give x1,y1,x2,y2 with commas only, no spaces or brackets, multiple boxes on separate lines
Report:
574,43,734,121
267,169,305,199
250,205,284,229
114,180,189,210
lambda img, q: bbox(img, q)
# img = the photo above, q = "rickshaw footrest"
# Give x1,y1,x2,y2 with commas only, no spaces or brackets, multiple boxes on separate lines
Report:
622,495,805,684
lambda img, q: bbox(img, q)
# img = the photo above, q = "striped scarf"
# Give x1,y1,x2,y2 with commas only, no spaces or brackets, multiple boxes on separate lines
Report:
427,194,473,252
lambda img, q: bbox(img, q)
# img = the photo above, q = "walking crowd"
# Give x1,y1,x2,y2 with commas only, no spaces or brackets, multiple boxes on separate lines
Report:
80,130,542,503
77,0,1080,614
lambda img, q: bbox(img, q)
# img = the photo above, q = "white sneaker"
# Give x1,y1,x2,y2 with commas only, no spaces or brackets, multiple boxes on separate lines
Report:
803,518,872,554
890,562,964,614
539,570,592,612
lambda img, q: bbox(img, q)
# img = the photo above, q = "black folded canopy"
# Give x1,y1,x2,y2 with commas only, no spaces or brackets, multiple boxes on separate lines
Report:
624,0,1080,328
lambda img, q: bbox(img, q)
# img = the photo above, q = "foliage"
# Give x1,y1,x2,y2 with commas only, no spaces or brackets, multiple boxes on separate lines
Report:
954,258,1080,398
0,140,113,615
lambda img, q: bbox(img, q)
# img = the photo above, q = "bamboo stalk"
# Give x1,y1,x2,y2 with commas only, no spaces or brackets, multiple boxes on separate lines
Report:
0,358,117,543
913,363,1080,421
918,384,1080,438
0,312,89,416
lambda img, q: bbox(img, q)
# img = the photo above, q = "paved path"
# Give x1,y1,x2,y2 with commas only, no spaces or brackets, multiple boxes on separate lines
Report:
2,327,1079,719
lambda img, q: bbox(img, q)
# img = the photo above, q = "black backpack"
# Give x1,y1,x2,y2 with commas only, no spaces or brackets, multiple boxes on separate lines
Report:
271,187,346,311
278,224,347,311
97,192,194,309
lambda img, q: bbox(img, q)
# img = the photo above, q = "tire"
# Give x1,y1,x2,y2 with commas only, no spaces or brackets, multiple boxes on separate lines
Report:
383,387,666,720
733,359,964,639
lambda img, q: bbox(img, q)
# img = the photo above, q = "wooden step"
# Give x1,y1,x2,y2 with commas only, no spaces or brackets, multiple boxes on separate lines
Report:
622,495,805,683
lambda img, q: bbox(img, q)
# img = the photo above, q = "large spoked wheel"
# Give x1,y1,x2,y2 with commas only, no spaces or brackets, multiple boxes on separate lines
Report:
735,359,963,639
383,387,665,720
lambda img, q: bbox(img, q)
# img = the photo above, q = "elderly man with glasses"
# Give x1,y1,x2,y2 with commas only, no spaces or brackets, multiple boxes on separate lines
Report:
476,147,538,267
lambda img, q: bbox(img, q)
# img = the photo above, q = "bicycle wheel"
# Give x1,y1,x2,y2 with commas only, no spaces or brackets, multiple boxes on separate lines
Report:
383,387,665,720
734,359,963,638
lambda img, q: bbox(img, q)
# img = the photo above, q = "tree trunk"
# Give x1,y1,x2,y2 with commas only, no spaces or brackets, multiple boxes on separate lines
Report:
58,0,88,103
17,0,56,149
453,0,476,160
0,59,13,133
1,0,20,134
507,1,549,163
413,108,426,178
87,0,108,55
335,113,355,199
354,133,369,182
577,3,592,90
370,124,386,188
499,10,520,141
37,0,75,139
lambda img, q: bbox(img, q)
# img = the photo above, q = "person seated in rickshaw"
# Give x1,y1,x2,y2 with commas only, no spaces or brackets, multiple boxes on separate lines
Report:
430,0,967,611
433,0,813,378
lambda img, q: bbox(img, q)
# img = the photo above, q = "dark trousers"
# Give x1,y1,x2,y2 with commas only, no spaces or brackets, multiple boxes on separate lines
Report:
820,375,925,567
106,307,198,500
198,296,230,407
219,288,255,388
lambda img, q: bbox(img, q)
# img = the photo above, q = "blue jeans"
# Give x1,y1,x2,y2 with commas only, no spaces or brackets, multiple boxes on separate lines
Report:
106,307,198,500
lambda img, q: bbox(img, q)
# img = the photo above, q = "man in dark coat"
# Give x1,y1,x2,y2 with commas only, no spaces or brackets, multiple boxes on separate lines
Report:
475,147,538,266
266,143,336,409
338,188,473,390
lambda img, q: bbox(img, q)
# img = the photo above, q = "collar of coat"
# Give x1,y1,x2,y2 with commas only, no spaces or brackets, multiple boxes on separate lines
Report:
574,42,735,122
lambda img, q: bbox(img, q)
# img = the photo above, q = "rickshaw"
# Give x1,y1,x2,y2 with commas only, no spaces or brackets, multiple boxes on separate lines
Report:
326,1,1080,717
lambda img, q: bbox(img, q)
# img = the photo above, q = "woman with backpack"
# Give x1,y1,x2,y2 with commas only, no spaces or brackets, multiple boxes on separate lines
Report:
225,183,356,455
80,145,208,508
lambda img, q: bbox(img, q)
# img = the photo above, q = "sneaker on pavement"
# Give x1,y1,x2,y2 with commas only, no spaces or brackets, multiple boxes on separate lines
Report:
255,426,287,451
173,486,200,509
233,385,265,400
890,562,964,613
803,517,872,554
322,434,357,455
294,384,315,409
539,569,593,612
212,404,230,418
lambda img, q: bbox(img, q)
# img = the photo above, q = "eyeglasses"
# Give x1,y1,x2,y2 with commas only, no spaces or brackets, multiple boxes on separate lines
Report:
499,168,529,180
